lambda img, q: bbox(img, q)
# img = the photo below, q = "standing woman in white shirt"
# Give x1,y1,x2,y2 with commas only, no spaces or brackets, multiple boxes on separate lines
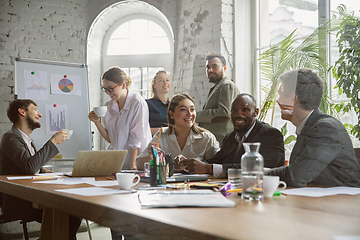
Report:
88,67,151,170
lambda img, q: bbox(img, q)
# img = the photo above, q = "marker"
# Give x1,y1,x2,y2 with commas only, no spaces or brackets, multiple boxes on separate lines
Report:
149,159,157,187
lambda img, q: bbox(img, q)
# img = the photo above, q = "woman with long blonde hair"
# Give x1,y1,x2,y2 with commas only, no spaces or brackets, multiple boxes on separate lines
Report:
146,70,171,135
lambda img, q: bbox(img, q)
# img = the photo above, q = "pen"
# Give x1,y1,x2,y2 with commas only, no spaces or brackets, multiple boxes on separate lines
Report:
155,127,162,148
227,188,242,193
227,187,263,193
107,177,116,181
32,175,56,180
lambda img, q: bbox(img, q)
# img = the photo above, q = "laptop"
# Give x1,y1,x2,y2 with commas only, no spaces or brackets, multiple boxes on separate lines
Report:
67,150,127,177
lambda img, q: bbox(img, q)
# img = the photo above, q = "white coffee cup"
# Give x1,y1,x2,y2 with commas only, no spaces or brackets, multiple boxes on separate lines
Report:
63,129,73,139
263,176,287,197
116,173,140,190
94,106,107,117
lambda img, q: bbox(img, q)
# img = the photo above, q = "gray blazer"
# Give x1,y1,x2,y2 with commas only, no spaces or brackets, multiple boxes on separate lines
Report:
196,76,240,144
267,109,360,187
0,125,59,219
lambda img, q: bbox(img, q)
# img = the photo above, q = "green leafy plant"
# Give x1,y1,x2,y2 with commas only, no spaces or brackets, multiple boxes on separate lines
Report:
258,6,346,122
332,8,360,140
280,122,297,146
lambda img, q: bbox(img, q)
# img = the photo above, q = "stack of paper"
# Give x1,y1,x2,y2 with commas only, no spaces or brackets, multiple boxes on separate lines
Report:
138,190,235,208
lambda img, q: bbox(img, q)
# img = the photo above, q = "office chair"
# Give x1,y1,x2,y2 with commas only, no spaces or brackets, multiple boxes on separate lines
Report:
0,212,31,240
0,193,32,240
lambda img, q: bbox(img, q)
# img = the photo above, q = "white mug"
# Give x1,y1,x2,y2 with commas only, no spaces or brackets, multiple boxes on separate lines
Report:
94,106,107,117
116,173,140,190
63,129,73,139
263,176,287,197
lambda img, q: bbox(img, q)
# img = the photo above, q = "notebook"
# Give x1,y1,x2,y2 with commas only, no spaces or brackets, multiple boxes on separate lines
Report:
67,150,127,177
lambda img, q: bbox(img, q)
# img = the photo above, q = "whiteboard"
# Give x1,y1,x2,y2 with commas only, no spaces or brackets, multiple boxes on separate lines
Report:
15,58,92,159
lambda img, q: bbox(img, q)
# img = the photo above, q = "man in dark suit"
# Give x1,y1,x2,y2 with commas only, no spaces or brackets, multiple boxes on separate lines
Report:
0,99,81,239
266,68,360,187
178,93,285,177
196,53,240,145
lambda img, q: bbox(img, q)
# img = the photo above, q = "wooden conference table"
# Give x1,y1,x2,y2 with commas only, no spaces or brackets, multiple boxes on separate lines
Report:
0,176,359,240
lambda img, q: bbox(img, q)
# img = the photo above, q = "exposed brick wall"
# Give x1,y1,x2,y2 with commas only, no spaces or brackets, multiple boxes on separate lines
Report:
0,0,88,136
175,0,234,111
0,0,233,148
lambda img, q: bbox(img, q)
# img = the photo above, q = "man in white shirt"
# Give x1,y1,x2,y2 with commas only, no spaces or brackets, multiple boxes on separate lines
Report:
0,99,81,239
178,93,285,177
266,68,360,187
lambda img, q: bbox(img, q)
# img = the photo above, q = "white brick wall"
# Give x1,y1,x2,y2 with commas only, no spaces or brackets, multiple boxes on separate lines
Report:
0,0,233,146
0,0,88,136
175,0,234,111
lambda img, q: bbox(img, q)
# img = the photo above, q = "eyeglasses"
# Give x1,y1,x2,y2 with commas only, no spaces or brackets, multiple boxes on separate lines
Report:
276,100,294,111
101,84,119,93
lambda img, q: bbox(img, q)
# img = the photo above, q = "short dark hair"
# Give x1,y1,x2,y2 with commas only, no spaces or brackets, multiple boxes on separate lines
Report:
7,99,37,124
205,53,226,66
233,93,257,107
279,68,323,110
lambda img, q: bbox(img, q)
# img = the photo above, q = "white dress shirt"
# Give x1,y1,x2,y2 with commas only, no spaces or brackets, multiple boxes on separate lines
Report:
137,127,220,162
103,90,152,169
296,110,315,135
18,128,39,174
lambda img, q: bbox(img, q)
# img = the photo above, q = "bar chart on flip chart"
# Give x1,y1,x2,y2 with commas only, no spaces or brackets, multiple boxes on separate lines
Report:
15,58,92,159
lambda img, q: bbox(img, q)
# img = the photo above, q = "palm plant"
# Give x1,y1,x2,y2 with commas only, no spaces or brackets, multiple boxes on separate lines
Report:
258,5,347,122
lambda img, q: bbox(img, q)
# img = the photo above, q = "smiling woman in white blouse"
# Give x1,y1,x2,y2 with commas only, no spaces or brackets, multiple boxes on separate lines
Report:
136,93,220,170
88,67,151,170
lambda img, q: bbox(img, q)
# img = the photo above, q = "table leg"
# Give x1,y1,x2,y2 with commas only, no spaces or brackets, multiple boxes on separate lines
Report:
40,208,69,240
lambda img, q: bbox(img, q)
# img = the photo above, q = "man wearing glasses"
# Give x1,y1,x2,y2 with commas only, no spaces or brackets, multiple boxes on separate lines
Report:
266,68,360,187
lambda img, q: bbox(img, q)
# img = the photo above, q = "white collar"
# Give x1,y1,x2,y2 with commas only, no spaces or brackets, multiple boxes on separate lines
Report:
235,120,256,143
18,128,32,143
296,110,314,135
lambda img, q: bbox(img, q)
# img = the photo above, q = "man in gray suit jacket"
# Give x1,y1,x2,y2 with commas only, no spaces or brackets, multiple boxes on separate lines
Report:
0,99,81,239
266,69,360,187
196,53,240,144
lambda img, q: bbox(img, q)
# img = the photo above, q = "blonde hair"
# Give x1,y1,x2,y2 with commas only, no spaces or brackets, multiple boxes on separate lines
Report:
151,70,169,98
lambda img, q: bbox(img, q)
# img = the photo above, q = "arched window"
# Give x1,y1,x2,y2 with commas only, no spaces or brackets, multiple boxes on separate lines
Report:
103,15,174,100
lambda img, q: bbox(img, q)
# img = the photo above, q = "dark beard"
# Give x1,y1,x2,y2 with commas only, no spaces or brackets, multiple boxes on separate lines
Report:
26,115,41,130
207,71,223,84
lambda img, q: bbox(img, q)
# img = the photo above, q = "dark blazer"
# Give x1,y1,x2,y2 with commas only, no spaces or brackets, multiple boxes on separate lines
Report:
207,120,285,174
0,125,59,219
267,109,360,187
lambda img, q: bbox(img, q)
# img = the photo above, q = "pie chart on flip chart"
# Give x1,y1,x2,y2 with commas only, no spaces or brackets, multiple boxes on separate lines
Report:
58,78,74,93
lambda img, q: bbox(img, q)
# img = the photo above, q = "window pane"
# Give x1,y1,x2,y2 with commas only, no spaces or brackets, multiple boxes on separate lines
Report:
147,38,171,54
111,22,129,39
130,19,148,39
148,21,167,37
107,39,130,55
129,67,142,92
107,19,171,55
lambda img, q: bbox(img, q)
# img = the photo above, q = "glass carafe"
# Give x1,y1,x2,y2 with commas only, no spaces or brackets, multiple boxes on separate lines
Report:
241,142,264,200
